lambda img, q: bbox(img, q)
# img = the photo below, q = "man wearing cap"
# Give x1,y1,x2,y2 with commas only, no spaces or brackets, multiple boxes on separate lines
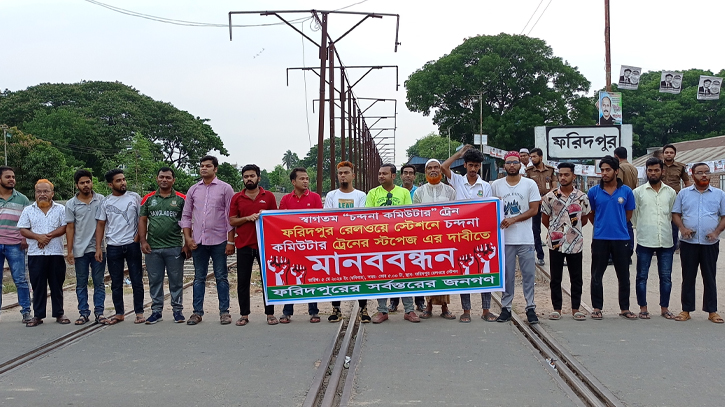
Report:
414,159,457,320
526,147,557,266
441,145,498,323
519,148,533,175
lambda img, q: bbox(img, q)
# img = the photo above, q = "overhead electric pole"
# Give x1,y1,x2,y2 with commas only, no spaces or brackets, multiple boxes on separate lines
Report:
604,0,612,92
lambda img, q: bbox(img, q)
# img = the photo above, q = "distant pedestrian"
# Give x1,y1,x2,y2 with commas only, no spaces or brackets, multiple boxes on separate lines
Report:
0,166,32,323
65,169,106,325
18,180,68,327
491,151,541,325
180,155,235,326
661,144,692,250
632,158,677,320
672,163,725,323
525,147,557,266
541,162,590,321
139,167,187,325
587,156,636,320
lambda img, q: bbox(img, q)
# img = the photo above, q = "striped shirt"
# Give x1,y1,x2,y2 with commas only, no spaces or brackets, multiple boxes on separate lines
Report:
0,190,31,245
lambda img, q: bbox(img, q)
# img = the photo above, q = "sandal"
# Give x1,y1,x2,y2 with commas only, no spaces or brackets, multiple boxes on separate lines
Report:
309,315,321,323
26,317,43,327
709,313,724,324
638,311,650,319
440,311,456,320
419,310,433,319
661,310,676,320
103,314,124,325
134,314,146,324
591,310,603,320
549,311,561,320
674,311,690,321
279,315,291,324
266,315,278,325
481,312,499,322
459,313,471,323
75,315,90,325
236,316,249,326
56,316,71,324
95,314,109,324
619,311,637,320
573,312,587,321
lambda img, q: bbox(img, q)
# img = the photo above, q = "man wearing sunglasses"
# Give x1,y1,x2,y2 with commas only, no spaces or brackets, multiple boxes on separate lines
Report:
365,164,417,323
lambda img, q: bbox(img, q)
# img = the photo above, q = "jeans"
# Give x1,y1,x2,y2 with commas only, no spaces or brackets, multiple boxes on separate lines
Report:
590,239,631,310
680,241,719,313
191,242,230,316
389,296,424,309
28,255,66,319
549,250,583,311
145,247,185,313
501,245,536,311
0,244,31,314
460,292,492,310
236,247,273,315
635,245,674,308
533,208,544,260
332,299,368,308
378,297,413,314
671,221,679,249
107,242,144,314
283,302,319,317
627,221,635,258
74,251,106,317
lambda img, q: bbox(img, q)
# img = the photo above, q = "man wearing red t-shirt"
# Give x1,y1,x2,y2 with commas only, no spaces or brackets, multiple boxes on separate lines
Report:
229,164,278,326
279,168,323,324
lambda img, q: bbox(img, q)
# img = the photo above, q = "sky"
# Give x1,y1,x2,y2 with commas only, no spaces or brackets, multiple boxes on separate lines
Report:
3,0,725,171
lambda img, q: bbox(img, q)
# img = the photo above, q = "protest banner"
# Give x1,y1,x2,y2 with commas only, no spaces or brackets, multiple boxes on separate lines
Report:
255,199,505,304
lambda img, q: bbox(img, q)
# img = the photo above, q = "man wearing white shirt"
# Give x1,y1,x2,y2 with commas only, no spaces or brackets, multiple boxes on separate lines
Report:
441,144,497,323
18,179,68,327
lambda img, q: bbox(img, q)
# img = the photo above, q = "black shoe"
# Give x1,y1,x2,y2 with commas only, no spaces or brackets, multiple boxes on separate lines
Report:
526,308,539,324
328,307,342,323
359,307,372,323
497,308,512,322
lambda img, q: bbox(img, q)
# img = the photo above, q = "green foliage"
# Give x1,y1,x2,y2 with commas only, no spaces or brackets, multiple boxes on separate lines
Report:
217,162,242,191
267,165,293,193
611,68,725,156
405,132,458,161
282,150,300,170
405,33,595,151
298,137,347,191
259,169,271,190
106,133,158,195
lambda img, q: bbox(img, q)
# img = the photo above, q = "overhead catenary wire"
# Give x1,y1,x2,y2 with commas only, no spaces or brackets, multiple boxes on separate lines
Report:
527,0,553,36
520,0,544,35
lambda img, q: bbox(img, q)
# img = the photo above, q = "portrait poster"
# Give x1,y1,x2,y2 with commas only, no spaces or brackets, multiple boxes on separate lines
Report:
697,75,722,100
618,65,641,90
659,71,683,94
598,91,622,125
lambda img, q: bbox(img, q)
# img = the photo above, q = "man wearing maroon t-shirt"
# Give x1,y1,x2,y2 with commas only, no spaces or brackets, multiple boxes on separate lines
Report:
279,168,323,324
229,164,278,326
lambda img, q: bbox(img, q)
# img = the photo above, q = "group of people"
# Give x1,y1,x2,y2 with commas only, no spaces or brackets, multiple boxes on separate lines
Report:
0,141,723,328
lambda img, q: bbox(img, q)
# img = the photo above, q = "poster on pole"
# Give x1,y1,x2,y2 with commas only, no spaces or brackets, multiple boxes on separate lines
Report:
255,200,505,304
618,65,641,90
659,71,683,94
598,91,622,125
697,75,722,100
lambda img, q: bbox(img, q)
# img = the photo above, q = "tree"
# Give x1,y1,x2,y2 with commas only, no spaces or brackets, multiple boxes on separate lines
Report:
405,34,595,151
611,68,725,156
107,133,158,195
282,150,300,170
267,165,293,193
406,132,459,161
217,162,243,191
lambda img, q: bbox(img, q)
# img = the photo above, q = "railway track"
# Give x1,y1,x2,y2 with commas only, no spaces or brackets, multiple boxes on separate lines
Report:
0,260,236,376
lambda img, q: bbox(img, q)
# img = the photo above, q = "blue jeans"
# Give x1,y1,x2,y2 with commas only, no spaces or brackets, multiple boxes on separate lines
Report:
282,302,319,317
635,244,674,308
74,251,106,317
191,242,229,316
107,242,144,314
145,247,185,313
0,244,31,314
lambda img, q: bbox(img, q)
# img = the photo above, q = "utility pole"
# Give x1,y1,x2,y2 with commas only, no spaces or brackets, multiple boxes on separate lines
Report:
1,124,7,166
604,0,611,91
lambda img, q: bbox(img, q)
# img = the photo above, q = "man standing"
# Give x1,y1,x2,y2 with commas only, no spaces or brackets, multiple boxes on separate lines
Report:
632,158,677,320
491,152,541,324
229,164,278,326
18,180,68,327
365,164,418,323
139,167,187,324
661,144,691,250
526,147,557,266
519,148,532,174
413,159,457,320
441,145,497,323
324,161,370,323
65,169,106,325
96,169,144,325
615,146,638,261
587,156,637,320
672,163,725,323
0,166,32,322
181,155,235,326
541,163,590,321
279,168,322,324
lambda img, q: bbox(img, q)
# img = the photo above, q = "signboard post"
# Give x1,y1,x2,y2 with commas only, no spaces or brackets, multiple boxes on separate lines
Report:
535,125,633,162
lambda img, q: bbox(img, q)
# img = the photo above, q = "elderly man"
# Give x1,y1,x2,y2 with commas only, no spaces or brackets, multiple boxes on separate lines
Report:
413,159,457,320
18,180,68,327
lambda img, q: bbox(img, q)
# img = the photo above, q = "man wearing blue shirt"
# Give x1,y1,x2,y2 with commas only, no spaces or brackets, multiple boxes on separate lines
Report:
672,163,725,323
587,156,636,320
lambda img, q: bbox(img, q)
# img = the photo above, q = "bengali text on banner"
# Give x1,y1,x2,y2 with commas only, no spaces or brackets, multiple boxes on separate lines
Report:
255,199,505,304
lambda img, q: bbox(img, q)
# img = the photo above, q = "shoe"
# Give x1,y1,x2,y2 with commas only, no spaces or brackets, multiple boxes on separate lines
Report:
526,308,539,324
22,312,32,324
497,308,512,322
387,304,398,313
536,258,545,266
145,312,163,325
371,312,388,324
404,311,420,323
220,313,232,325
328,307,343,323
359,307,371,323
187,313,202,325
173,311,185,323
